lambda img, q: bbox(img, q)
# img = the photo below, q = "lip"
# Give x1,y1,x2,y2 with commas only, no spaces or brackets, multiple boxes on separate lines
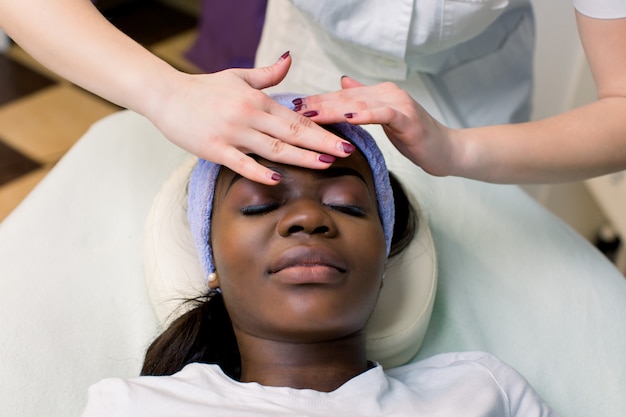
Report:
268,246,348,284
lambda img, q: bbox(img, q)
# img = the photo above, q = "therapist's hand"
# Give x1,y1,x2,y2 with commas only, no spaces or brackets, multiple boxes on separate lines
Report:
293,77,458,177
146,53,355,185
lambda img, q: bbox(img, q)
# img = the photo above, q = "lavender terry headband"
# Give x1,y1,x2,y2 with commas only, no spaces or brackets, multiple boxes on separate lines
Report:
188,93,395,279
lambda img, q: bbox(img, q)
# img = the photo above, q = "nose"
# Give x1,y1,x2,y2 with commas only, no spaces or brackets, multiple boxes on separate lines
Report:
277,199,338,238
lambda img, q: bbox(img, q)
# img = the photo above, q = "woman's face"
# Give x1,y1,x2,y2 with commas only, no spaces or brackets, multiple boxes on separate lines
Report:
210,151,387,344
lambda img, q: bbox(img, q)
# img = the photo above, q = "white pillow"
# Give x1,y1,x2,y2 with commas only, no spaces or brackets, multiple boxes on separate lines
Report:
143,157,437,368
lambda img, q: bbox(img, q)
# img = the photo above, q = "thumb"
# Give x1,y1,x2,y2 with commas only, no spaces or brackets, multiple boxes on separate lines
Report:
340,75,364,89
237,51,292,90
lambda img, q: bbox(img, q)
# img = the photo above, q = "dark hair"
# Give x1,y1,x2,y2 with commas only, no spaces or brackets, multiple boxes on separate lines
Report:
141,172,418,379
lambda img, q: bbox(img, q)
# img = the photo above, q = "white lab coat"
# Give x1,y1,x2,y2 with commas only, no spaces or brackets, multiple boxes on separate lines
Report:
257,0,624,128
257,0,534,128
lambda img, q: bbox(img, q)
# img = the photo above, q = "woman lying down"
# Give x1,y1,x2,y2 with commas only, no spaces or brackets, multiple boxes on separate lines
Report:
80,97,557,416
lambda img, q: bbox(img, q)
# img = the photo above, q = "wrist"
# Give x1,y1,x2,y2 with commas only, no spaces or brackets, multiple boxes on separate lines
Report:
446,127,480,179
130,58,184,122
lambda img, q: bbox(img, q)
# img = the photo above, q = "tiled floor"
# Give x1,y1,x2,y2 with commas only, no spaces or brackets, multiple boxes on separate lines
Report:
0,0,201,222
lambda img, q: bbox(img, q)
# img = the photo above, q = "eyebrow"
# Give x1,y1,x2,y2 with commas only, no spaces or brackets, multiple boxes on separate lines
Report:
320,166,368,184
226,166,369,193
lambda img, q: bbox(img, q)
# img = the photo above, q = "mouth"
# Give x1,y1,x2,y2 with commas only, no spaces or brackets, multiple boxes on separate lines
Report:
269,246,348,284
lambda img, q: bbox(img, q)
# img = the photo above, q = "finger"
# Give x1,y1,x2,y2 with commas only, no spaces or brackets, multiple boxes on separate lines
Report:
243,129,344,169
340,75,364,89
292,88,384,124
296,80,372,109
344,106,406,127
294,89,358,108
216,124,344,181
292,92,366,124
217,146,285,185
260,103,357,157
235,51,292,90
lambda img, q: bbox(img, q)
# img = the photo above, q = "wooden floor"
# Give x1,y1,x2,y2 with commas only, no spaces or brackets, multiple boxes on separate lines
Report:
0,0,201,221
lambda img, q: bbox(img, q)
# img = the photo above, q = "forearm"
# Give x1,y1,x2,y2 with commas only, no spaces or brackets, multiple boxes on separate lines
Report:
0,0,179,118
0,0,359,186
452,97,626,184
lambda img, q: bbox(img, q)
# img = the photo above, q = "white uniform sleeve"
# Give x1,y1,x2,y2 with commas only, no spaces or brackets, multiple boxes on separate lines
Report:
80,379,132,417
474,354,559,417
573,0,626,18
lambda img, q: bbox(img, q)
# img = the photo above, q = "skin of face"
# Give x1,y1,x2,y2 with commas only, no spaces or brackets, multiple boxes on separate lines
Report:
210,151,387,345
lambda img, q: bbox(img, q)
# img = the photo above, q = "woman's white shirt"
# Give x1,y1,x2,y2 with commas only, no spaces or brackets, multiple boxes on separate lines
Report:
291,0,514,60
80,352,557,417
291,0,626,62
259,0,536,127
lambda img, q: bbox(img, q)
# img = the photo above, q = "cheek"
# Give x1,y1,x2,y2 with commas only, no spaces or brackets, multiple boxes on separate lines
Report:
212,226,247,275
210,215,272,280
337,222,387,330
347,221,387,277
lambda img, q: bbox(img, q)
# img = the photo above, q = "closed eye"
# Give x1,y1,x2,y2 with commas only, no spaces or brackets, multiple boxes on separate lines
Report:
240,202,281,216
328,204,366,217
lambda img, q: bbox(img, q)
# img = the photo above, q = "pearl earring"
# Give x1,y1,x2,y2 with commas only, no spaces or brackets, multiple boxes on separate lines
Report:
208,272,218,284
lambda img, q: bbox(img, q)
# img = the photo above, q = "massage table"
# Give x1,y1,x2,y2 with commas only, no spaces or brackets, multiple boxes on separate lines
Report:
1,108,625,417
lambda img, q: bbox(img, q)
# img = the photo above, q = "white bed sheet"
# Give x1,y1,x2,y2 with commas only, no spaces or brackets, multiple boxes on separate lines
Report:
1,110,625,417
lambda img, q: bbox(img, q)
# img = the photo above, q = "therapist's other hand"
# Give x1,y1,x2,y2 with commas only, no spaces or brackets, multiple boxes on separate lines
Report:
147,53,354,185
294,77,457,177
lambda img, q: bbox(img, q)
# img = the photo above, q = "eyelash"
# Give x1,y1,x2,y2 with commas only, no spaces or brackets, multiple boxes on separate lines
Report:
240,203,281,216
327,204,366,217
240,202,365,217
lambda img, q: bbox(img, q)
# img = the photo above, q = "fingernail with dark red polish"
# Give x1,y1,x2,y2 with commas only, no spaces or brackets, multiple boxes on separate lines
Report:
344,112,355,119
341,142,356,154
293,104,302,112
318,154,336,164
303,110,318,117
292,98,303,106
271,172,282,182
278,51,290,61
